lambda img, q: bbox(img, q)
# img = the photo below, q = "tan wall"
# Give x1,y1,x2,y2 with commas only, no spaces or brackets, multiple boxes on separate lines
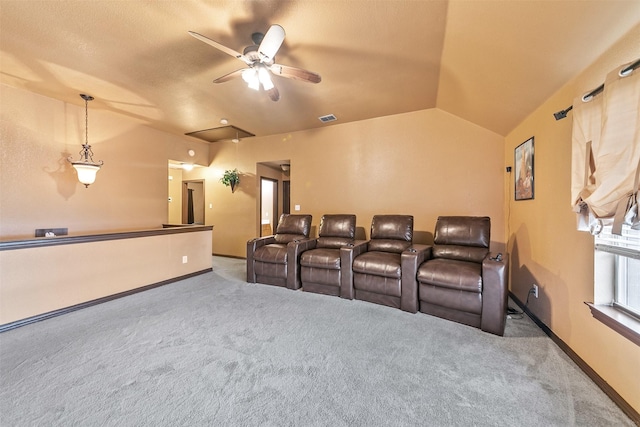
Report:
168,167,183,223
504,25,640,412
0,85,502,261
0,84,210,239
188,108,506,257
0,229,212,324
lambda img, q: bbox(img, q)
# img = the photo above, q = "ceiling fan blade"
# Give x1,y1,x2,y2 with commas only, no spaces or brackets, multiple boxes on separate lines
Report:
188,31,252,65
258,25,285,63
267,84,280,102
270,64,321,84
213,68,248,84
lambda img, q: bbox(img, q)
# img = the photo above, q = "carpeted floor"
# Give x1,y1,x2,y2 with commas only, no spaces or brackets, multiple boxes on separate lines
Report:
0,256,633,426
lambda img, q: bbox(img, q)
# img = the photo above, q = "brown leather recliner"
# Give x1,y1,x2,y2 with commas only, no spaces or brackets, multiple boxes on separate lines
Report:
415,216,509,335
300,214,357,297
351,215,426,313
247,214,313,290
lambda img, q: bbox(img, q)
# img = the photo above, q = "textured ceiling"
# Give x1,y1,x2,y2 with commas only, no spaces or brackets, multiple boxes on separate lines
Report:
1,1,639,139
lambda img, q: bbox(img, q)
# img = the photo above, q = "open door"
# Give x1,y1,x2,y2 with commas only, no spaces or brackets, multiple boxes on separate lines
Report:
260,177,278,236
182,180,204,224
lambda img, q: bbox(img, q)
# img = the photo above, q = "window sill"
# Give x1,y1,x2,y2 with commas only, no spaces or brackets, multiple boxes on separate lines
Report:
585,302,640,347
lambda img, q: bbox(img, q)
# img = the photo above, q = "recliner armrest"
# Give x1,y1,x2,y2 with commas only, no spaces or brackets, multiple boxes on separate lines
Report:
286,238,316,290
246,236,277,282
290,238,317,252
481,252,509,336
346,239,368,254
339,240,368,299
400,244,432,313
248,235,276,251
405,244,432,261
298,238,318,251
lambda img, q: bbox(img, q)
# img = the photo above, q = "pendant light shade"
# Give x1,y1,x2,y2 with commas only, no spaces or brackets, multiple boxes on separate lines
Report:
72,163,101,186
68,94,103,187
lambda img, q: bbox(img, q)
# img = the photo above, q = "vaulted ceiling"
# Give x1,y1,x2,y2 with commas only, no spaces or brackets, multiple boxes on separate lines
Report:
2,1,639,140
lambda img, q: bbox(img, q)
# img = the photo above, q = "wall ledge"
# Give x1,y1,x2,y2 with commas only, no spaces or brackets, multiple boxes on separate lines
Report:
585,302,640,347
0,225,213,251
510,292,640,425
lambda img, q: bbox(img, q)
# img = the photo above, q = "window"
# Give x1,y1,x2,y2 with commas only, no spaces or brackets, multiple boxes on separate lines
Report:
595,225,640,318
575,60,640,343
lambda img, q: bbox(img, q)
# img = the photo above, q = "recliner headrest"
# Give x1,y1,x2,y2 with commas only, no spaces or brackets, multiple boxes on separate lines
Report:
319,214,356,238
274,214,312,243
371,215,413,242
434,216,490,248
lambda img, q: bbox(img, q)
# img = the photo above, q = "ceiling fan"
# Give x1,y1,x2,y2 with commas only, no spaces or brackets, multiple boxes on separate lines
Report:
188,25,321,101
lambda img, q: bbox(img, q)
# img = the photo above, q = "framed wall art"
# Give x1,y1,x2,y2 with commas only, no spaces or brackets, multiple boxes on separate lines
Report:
515,137,534,200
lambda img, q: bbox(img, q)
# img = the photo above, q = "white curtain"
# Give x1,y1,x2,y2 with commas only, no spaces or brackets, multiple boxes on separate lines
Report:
571,61,640,234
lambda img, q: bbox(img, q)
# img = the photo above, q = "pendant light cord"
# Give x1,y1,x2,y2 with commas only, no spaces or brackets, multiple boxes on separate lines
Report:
85,96,89,146
80,94,94,147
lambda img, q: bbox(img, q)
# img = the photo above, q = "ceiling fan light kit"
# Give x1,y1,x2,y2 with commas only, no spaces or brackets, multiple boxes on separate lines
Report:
242,69,260,91
258,67,274,90
189,24,321,101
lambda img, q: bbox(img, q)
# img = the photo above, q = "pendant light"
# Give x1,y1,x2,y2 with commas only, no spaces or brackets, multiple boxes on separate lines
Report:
68,94,103,187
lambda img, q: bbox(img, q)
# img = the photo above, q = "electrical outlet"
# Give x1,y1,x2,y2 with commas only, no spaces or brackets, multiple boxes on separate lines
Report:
533,284,539,298
182,256,188,264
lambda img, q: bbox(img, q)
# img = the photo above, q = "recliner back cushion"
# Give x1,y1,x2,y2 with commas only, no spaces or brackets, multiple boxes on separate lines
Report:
368,239,412,254
432,244,489,263
274,233,303,243
317,214,356,249
368,215,413,254
274,214,312,243
317,236,353,248
432,216,490,263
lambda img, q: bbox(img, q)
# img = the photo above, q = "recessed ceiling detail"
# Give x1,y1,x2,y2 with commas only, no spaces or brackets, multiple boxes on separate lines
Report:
185,126,254,143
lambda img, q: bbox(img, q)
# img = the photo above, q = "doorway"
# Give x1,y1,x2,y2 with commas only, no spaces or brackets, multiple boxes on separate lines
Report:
182,180,204,224
260,178,278,236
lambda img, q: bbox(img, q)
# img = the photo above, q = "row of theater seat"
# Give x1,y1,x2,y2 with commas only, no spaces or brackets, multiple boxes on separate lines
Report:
247,214,509,335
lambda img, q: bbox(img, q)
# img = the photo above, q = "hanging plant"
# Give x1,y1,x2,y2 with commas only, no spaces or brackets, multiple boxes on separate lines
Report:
220,168,240,192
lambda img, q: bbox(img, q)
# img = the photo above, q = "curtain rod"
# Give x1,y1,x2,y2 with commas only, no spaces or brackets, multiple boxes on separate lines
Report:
553,58,640,121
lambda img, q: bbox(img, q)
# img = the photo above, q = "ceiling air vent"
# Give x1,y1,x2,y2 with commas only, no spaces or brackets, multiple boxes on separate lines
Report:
318,114,337,123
